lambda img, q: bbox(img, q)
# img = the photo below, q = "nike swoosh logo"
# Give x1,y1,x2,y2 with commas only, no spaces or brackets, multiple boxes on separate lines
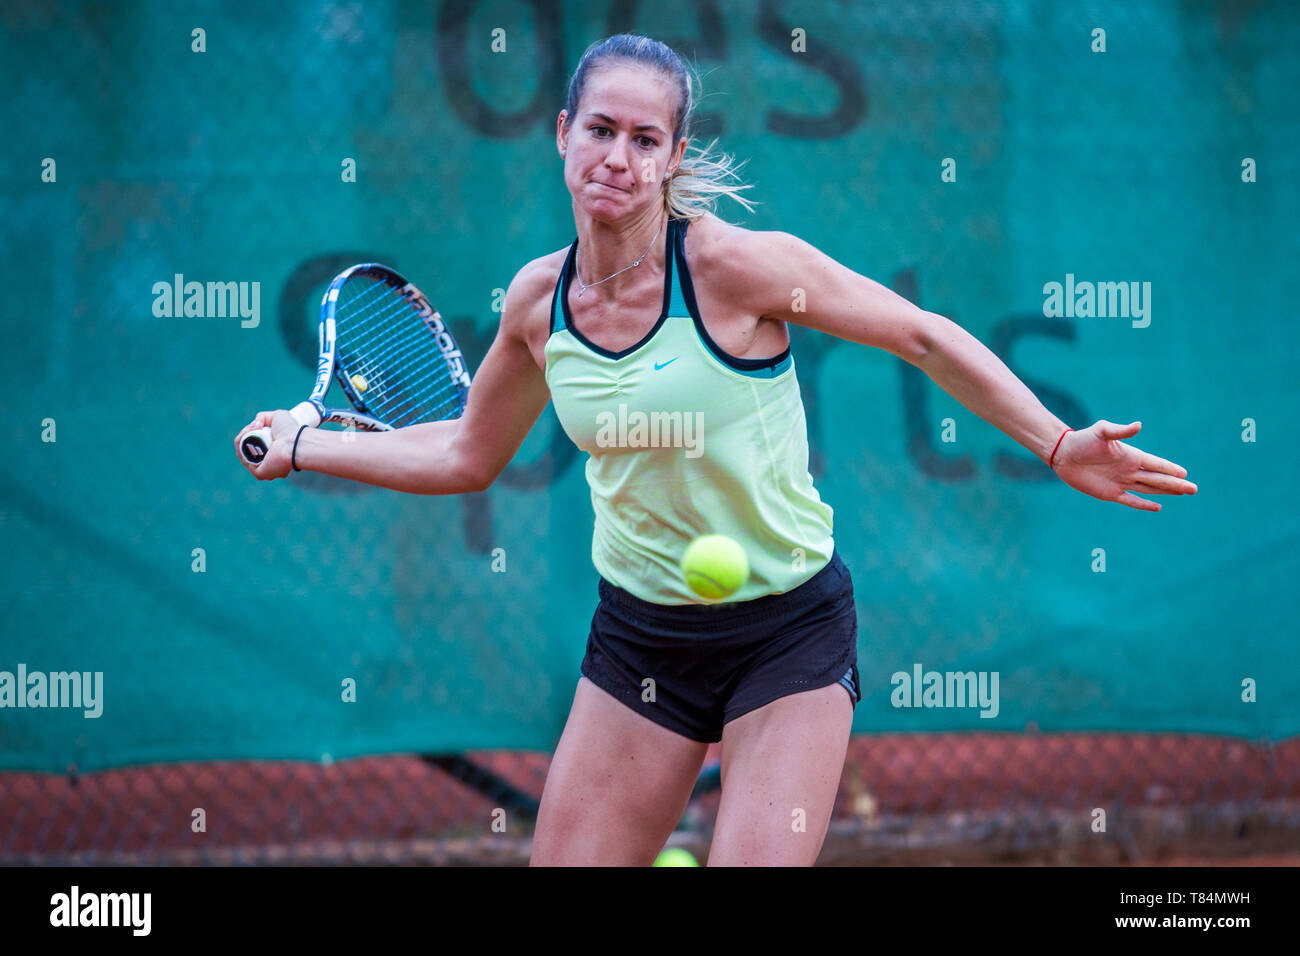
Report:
654,358,679,370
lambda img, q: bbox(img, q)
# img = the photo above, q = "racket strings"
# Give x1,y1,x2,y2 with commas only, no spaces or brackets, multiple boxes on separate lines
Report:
366,374,464,427
352,338,466,425
350,318,460,398
348,298,441,377
343,288,444,392
339,275,393,312
333,277,468,428
347,346,463,417
343,279,435,369
339,279,411,343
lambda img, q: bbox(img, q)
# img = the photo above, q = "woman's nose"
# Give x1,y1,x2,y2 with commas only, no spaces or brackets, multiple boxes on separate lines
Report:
603,136,631,171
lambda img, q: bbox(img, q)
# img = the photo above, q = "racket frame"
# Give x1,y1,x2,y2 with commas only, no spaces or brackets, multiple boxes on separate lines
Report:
238,262,470,465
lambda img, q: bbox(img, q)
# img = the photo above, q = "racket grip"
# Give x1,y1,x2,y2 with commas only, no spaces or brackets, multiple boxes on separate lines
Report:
240,427,274,465
239,403,322,466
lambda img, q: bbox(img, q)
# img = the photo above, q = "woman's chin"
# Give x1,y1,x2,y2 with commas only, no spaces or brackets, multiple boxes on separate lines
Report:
576,193,647,223
578,200,627,222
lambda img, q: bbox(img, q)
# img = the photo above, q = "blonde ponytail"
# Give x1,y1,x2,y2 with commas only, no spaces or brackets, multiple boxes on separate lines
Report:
664,137,759,222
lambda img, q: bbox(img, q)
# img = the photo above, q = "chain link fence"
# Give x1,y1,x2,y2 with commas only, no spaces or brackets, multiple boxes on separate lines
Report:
5,735,1298,864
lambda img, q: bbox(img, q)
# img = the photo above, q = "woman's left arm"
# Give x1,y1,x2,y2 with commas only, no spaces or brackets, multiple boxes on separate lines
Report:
745,230,1197,512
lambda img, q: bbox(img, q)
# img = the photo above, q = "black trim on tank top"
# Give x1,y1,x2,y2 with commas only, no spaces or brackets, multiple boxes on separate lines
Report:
548,247,565,336
674,218,792,373
556,217,677,360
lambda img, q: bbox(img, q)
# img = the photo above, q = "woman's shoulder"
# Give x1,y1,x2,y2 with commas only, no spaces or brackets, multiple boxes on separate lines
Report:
681,211,742,251
684,211,786,259
503,245,569,322
514,244,569,291
682,213,789,301
499,247,572,340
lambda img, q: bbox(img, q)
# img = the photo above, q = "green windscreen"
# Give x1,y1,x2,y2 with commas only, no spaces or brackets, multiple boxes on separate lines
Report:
1,0,1296,772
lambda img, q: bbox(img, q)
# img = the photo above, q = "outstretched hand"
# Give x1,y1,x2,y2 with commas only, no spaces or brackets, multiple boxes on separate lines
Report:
1052,420,1197,512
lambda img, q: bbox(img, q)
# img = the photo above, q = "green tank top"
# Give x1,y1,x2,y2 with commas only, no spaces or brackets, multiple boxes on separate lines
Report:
544,215,835,604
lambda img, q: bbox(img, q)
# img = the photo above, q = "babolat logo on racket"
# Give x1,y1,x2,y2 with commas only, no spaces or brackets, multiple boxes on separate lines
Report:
401,283,471,388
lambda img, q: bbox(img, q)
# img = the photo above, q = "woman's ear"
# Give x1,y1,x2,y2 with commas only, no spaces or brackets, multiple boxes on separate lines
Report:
669,137,687,175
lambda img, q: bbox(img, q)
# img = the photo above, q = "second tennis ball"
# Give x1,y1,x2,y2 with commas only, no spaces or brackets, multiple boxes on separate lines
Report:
653,847,699,867
681,534,749,600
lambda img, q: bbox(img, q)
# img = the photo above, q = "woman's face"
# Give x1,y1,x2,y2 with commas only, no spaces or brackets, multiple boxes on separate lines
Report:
558,64,685,222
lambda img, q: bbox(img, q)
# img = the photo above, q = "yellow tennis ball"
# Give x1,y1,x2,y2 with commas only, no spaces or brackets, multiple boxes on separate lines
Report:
351,373,369,392
681,534,749,600
653,847,699,867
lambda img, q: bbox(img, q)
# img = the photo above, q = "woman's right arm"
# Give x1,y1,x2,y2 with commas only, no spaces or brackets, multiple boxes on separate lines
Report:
234,261,554,495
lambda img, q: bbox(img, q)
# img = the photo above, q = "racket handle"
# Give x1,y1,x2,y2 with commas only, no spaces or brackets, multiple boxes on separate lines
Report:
240,427,275,466
239,402,322,467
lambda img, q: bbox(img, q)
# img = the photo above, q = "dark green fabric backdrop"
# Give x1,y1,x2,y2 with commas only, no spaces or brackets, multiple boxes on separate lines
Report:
2,0,1296,771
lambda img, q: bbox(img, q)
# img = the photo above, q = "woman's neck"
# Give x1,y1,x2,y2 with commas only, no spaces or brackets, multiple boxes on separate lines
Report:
572,205,668,300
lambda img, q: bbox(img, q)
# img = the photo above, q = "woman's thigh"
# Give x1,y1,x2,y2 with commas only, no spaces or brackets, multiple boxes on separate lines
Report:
709,681,854,866
530,677,709,866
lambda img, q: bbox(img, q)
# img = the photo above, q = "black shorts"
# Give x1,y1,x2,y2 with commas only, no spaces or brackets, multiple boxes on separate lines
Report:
580,548,860,743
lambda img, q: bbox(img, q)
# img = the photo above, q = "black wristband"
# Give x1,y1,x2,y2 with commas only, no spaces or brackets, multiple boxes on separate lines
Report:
291,424,309,472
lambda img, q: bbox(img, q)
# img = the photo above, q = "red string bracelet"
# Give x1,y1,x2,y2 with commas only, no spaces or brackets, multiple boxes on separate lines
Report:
1048,428,1073,468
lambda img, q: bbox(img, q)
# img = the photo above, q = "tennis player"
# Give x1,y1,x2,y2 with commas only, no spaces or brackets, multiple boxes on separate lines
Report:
236,34,1196,866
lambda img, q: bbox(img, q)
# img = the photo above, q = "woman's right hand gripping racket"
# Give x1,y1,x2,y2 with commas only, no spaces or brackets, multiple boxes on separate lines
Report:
237,263,471,472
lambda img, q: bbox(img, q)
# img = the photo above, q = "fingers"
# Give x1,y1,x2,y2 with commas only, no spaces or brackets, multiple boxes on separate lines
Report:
1117,490,1161,512
1139,452,1188,478
234,411,277,471
234,411,273,443
1097,419,1141,440
1133,469,1198,495
233,431,262,472
233,425,255,459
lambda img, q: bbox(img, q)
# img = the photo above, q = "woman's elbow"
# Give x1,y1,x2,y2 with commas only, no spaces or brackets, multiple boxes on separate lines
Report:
421,441,495,495
898,311,944,367
452,456,495,494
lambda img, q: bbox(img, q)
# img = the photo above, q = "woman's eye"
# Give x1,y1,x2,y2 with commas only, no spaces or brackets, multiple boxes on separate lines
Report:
589,127,655,148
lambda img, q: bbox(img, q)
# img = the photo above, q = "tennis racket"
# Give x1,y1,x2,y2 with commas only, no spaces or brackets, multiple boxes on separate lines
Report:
239,263,471,466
